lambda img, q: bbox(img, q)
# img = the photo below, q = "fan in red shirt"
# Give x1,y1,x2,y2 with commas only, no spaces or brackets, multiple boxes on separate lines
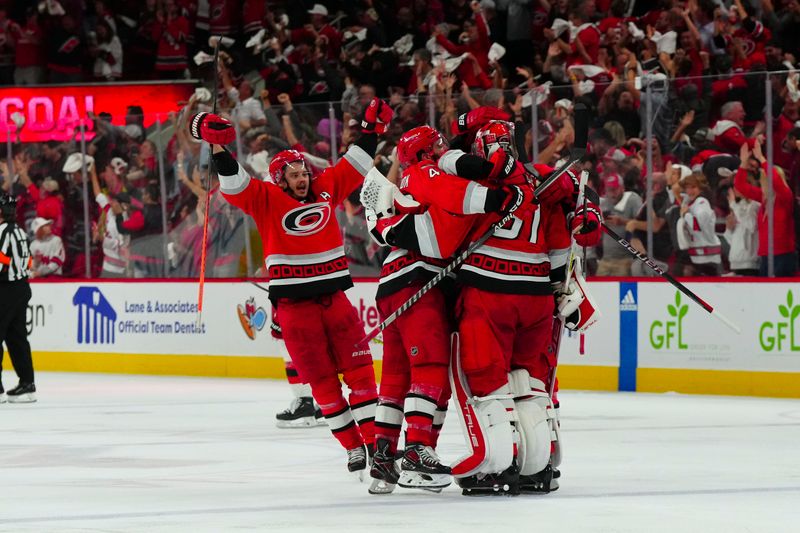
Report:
433,2,492,89
190,98,393,476
735,140,797,276
153,1,190,78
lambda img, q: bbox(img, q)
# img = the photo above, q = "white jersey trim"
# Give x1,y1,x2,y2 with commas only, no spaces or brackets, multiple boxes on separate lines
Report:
267,246,346,266
463,181,488,214
343,145,372,177
479,244,549,263
549,247,570,269
379,261,442,286
415,211,442,259
460,264,550,283
219,162,251,195
267,269,351,286
438,149,465,175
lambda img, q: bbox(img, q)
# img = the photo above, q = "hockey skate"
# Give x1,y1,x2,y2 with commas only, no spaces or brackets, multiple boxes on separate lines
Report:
368,439,400,495
0,383,6,403
6,382,36,404
347,445,368,482
457,462,520,496
519,465,560,493
275,397,326,428
397,444,451,492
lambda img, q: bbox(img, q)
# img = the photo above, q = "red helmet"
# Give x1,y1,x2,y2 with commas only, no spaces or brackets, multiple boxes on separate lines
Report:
268,149,306,185
397,126,446,168
472,120,516,160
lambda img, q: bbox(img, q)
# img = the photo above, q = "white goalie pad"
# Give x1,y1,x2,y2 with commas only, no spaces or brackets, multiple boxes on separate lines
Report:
449,333,514,478
508,369,555,476
359,167,398,218
558,257,600,332
552,405,563,468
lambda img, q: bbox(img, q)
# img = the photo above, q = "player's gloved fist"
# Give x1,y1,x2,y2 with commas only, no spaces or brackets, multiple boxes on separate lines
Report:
190,112,236,145
500,183,536,219
569,201,603,247
536,168,579,206
451,106,511,135
361,98,394,134
488,148,517,182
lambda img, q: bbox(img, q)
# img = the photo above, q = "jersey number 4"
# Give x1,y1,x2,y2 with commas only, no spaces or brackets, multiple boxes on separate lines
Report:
493,210,541,244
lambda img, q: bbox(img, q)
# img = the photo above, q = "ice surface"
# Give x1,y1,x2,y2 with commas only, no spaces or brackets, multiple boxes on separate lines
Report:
0,372,798,532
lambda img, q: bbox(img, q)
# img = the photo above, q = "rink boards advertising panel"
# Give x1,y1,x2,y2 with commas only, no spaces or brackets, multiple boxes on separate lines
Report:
9,279,800,398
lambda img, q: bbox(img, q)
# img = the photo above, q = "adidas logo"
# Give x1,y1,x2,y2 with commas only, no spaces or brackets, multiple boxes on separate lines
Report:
620,289,637,311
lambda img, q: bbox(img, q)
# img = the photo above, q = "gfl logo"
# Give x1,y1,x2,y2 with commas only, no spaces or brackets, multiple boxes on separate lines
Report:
649,291,688,350
759,291,800,352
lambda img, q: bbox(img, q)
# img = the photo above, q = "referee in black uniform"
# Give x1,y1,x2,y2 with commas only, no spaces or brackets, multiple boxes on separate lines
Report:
0,193,36,403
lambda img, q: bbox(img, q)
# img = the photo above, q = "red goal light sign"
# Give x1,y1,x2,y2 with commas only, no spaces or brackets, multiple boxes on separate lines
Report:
0,82,196,143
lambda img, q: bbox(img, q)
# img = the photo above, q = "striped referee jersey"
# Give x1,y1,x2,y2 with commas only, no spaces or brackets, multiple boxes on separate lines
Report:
0,222,32,282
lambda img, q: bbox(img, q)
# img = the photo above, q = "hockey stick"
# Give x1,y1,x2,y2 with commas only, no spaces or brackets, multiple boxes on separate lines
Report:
602,223,741,333
546,170,588,397
358,154,584,345
196,39,221,323
249,280,270,294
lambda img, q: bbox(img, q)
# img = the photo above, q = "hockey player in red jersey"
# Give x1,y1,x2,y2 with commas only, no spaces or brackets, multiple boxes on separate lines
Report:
189,99,393,475
363,125,536,494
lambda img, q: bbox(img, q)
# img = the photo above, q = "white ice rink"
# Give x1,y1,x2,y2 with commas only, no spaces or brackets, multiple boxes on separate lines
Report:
1,372,798,532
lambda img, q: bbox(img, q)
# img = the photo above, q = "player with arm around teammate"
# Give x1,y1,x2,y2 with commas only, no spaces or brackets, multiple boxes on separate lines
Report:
190,99,392,476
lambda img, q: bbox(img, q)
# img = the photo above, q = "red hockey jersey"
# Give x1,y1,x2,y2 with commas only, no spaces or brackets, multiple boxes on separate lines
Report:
459,162,571,295
219,145,373,299
373,159,494,299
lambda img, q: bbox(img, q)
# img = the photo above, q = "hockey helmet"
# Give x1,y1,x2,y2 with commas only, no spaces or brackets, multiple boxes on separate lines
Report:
472,120,516,160
268,149,308,185
397,126,447,168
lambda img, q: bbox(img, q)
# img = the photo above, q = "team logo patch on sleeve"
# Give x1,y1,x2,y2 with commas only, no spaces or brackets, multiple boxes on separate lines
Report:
281,202,332,236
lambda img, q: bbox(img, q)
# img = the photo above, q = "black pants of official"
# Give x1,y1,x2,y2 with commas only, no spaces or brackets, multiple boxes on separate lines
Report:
0,281,34,384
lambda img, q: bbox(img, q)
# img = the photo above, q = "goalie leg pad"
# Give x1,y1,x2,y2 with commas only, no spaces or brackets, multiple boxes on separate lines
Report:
449,333,515,478
509,369,554,476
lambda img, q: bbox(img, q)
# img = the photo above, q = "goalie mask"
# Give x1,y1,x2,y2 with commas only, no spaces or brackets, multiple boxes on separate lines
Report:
472,120,516,160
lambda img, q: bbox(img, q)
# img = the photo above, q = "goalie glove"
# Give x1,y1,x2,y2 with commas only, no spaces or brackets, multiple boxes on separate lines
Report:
189,112,236,145
556,258,600,332
361,98,394,134
568,201,603,247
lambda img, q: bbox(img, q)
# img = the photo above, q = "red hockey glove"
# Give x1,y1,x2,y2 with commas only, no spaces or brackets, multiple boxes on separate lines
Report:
190,112,236,145
536,168,578,206
361,98,394,134
488,148,518,183
569,201,603,247
500,183,536,219
451,106,511,136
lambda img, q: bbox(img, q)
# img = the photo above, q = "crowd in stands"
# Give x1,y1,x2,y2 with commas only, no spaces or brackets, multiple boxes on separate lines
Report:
1,0,799,278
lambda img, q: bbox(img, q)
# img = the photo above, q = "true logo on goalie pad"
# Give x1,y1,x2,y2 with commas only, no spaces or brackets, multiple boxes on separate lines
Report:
281,202,331,236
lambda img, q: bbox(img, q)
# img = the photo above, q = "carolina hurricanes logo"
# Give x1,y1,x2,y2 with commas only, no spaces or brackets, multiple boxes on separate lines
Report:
59,36,80,54
281,202,331,236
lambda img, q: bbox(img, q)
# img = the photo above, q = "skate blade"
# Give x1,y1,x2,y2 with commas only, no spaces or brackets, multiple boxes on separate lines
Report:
351,469,366,483
275,416,323,429
368,478,397,494
397,471,451,491
7,393,36,404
